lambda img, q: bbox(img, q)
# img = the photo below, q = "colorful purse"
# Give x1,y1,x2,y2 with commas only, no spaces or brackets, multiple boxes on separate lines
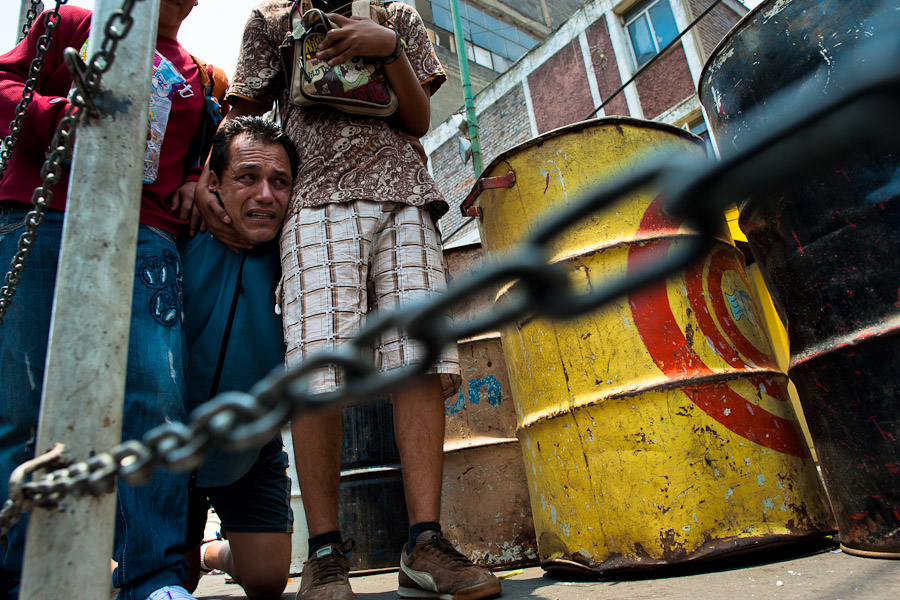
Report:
281,0,398,117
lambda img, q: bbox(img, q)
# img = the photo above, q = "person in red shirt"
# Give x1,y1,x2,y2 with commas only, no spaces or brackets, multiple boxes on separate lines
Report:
0,2,225,600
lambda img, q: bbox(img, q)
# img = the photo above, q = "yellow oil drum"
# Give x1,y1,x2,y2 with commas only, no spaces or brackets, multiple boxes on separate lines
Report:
461,118,834,574
440,243,539,568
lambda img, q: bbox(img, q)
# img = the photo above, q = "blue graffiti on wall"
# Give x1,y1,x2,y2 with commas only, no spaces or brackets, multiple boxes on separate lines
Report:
446,375,503,415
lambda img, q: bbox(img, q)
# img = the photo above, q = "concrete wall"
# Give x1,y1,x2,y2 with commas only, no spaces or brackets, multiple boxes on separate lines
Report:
584,16,630,117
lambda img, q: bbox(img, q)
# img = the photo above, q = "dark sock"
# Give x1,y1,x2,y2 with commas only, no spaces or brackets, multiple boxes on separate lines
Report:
308,530,343,558
408,521,441,551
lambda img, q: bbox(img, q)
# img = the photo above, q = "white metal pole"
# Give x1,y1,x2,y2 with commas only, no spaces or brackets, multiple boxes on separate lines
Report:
20,0,160,598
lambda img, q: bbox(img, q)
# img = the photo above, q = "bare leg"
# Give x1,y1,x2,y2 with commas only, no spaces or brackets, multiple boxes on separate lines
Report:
184,548,201,593
203,532,291,600
392,374,446,525
292,410,343,536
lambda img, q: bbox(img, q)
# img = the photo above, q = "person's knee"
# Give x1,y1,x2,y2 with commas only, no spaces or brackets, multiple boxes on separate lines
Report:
233,557,289,600
240,571,289,600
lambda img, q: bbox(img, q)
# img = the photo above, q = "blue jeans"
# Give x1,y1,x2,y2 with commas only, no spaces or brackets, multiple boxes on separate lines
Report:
0,206,189,600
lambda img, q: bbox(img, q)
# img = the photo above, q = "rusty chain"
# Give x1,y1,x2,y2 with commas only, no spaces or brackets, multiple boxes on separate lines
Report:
2,31,898,536
0,0,140,323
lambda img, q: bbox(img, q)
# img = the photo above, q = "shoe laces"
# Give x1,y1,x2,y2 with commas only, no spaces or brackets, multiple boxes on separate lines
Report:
310,539,355,586
419,533,470,566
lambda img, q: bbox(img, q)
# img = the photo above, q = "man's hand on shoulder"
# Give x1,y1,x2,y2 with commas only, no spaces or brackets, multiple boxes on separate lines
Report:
190,165,254,252
170,181,198,221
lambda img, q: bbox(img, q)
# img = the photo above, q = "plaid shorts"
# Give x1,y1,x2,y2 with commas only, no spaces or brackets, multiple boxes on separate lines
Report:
279,200,460,399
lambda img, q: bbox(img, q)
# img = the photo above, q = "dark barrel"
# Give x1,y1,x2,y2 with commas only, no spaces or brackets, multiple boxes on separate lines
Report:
699,0,900,558
339,398,409,570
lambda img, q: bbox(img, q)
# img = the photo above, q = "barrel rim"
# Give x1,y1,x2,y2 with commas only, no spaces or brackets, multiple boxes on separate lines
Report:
698,0,781,92
462,117,705,214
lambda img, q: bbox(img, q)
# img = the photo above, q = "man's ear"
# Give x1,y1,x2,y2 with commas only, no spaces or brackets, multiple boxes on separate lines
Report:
208,170,220,191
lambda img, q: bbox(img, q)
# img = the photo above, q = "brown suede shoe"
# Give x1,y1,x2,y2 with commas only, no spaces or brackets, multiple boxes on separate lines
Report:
296,540,357,600
398,532,501,600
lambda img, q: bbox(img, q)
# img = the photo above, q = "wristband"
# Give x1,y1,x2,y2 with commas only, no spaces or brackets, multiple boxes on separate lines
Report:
383,29,406,65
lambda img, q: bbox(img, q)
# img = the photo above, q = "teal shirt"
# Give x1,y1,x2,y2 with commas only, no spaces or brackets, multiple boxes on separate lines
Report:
179,232,285,487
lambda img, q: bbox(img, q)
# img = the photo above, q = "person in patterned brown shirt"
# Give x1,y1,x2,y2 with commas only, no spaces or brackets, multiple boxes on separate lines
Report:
190,2,501,600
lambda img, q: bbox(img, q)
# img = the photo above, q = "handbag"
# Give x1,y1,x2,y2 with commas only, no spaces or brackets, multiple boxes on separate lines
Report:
280,0,398,117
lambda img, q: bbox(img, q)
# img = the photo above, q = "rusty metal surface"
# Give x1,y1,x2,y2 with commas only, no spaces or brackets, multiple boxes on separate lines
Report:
441,244,539,568
442,437,538,568
467,118,834,574
699,0,900,556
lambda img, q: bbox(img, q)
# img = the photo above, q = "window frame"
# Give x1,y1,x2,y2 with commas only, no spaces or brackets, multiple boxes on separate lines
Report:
427,0,538,73
622,0,679,69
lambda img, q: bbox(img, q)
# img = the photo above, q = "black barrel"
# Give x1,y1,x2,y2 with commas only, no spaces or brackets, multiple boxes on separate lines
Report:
698,0,900,558
339,398,409,570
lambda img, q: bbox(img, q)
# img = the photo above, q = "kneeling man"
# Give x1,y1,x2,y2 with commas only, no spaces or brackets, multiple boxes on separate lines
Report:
179,116,299,600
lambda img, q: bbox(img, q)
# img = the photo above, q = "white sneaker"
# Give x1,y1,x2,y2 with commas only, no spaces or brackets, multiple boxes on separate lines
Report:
145,586,196,600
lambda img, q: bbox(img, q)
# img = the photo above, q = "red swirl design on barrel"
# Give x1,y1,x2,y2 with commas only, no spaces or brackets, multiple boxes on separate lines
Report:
626,197,806,456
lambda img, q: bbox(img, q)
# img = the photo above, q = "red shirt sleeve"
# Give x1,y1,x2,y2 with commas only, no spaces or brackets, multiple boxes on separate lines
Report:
0,7,92,151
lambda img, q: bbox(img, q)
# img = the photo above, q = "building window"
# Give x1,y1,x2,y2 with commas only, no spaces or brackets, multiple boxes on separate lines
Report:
683,115,715,159
689,120,714,159
430,0,538,72
623,0,679,68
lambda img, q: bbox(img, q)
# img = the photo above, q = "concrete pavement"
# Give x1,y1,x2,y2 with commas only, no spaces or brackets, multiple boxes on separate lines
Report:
193,543,899,599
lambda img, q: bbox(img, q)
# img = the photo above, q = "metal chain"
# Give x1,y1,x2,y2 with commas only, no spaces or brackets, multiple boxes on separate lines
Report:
18,0,49,43
0,0,69,183
0,0,138,324
2,33,898,536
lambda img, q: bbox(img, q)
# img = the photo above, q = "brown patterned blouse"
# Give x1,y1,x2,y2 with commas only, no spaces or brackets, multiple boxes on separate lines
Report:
227,0,449,220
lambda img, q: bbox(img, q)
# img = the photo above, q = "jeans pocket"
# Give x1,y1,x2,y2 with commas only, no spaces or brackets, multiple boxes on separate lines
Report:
145,224,177,246
0,206,28,239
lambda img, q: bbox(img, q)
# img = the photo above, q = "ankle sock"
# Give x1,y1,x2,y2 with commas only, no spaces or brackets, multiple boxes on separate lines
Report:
408,521,441,551
308,530,343,558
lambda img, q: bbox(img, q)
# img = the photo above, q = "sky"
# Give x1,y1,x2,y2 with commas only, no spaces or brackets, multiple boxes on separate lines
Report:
2,0,765,80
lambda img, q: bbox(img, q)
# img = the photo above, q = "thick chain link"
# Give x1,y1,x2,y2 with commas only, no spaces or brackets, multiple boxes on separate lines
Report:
0,0,138,323
2,33,898,536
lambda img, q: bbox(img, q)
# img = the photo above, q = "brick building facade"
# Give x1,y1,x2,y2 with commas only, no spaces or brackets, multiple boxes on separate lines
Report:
420,0,747,244
411,0,587,129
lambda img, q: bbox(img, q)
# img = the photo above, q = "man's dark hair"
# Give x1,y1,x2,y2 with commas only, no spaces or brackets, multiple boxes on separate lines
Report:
209,116,299,180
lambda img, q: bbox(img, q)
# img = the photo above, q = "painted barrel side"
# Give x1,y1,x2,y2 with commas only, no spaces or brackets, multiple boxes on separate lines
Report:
339,398,409,571
440,244,539,568
699,0,900,557
465,118,834,574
